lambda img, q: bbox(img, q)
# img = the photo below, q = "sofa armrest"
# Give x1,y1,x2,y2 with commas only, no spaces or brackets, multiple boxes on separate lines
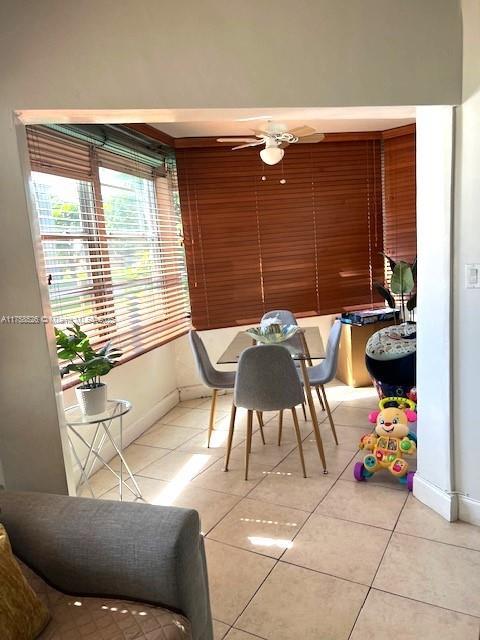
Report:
0,491,213,640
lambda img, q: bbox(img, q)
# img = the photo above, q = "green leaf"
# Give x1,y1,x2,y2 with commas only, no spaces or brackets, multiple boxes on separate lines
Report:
407,292,417,311
391,261,414,295
411,257,417,283
373,282,396,309
380,252,397,273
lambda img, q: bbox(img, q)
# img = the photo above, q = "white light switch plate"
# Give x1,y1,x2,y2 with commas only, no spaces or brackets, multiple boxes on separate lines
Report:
465,264,480,288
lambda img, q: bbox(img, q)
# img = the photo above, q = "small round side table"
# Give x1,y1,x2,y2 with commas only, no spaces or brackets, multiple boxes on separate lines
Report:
65,399,142,501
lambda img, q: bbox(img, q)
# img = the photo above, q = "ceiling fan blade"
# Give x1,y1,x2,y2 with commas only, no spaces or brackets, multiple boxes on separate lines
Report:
297,133,326,143
251,129,271,137
217,137,259,143
279,141,290,149
288,125,317,137
232,141,265,150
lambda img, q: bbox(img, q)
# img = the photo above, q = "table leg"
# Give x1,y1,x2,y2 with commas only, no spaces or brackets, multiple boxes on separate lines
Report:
299,360,327,473
100,421,142,499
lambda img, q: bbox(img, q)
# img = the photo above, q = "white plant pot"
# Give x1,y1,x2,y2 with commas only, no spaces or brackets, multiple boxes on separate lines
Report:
75,383,107,416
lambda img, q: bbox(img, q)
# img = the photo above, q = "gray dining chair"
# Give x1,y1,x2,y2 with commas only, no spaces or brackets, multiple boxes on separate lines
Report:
189,330,266,447
189,330,236,447
224,344,307,480
303,319,342,445
261,309,324,438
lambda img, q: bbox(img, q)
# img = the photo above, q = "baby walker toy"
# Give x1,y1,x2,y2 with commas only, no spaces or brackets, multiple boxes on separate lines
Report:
354,397,417,490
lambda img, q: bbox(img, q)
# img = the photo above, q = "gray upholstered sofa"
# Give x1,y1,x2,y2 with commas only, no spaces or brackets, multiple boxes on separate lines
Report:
0,491,213,640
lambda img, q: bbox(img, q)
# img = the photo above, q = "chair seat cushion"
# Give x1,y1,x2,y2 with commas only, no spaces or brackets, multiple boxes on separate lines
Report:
210,370,235,389
18,559,191,640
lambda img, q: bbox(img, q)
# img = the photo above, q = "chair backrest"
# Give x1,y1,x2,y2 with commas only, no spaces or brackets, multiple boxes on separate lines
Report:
189,330,217,388
261,309,298,326
234,344,304,411
323,319,342,381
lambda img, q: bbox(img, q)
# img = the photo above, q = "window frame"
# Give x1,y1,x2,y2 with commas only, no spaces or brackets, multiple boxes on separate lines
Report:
28,126,191,389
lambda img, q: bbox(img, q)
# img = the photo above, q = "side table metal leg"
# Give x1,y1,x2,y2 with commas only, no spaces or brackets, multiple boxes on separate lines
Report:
67,431,95,498
100,421,143,499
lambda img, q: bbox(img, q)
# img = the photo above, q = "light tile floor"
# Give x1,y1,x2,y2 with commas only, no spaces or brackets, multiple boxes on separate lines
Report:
89,380,480,640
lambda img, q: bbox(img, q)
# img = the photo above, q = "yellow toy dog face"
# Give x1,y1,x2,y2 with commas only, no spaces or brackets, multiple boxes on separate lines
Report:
374,407,410,438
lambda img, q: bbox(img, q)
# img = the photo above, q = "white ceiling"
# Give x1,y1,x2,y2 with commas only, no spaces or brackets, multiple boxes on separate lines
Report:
148,106,416,138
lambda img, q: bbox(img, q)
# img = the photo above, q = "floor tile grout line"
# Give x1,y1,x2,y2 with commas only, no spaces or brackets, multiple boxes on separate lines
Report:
229,627,269,640
308,510,400,533
347,487,410,639
371,586,480,621
210,406,344,632
275,448,359,564
201,425,318,535
89,394,356,496
277,557,378,588
392,528,480,554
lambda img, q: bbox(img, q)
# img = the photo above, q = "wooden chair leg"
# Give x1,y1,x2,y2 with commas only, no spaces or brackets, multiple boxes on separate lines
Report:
224,403,237,471
315,386,325,411
321,384,338,445
277,410,283,446
245,410,253,480
291,407,307,478
301,403,307,420
256,411,266,445
207,389,218,448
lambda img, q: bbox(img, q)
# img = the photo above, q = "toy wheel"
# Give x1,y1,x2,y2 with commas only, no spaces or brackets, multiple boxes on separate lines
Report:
407,471,415,491
354,461,366,482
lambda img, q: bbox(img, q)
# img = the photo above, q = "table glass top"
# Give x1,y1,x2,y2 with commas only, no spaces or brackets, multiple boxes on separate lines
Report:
217,326,325,364
65,399,131,425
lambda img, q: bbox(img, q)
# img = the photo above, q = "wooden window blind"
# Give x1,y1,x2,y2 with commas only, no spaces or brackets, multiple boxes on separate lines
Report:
27,126,190,383
382,128,416,263
177,140,384,330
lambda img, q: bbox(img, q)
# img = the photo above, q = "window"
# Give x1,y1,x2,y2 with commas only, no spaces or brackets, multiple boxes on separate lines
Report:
382,128,416,263
28,126,190,383
177,140,385,330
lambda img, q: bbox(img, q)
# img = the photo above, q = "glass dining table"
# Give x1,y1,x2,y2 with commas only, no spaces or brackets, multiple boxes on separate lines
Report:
217,327,329,473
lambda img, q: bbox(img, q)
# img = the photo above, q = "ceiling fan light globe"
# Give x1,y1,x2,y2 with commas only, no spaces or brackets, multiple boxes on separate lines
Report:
260,147,284,165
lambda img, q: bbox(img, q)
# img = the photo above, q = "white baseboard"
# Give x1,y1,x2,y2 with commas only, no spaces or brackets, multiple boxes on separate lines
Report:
178,384,232,401
70,389,179,484
458,494,480,526
413,474,458,522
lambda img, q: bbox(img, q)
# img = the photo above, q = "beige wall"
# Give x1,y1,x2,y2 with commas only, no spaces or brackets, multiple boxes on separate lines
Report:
0,0,462,492
453,0,480,523
1,0,461,111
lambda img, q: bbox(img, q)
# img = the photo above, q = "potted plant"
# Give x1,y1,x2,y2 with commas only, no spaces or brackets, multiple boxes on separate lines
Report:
55,323,122,416
373,253,417,327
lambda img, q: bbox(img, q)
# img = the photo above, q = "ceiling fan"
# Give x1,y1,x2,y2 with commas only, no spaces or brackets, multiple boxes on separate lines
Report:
217,121,325,165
